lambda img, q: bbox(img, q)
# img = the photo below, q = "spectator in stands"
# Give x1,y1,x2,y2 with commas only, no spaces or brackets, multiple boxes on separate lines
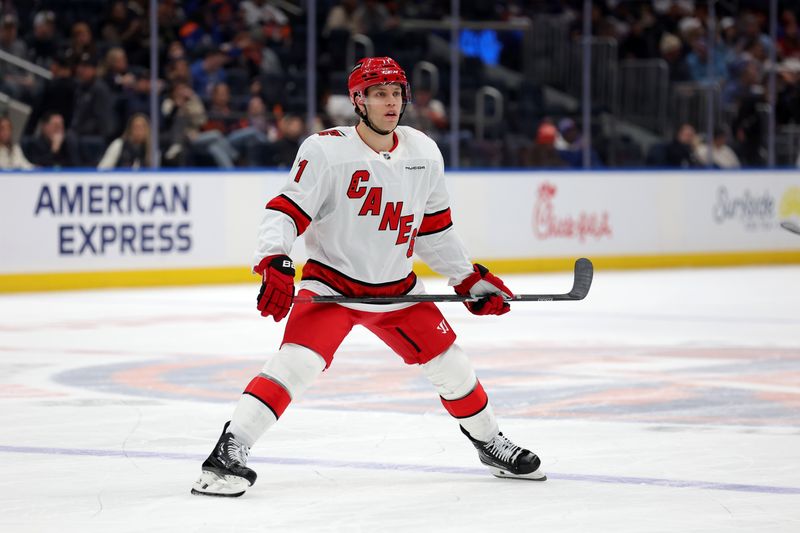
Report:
25,53,76,135
619,17,657,61
237,95,276,140
723,59,763,108
741,36,769,66
228,95,276,166
324,0,358,36
659,33,691,82
270,114,305,167
686,37,728,83
240,0,290,45
677,16,704,47
0,14,33,100
166,57,193,87
67,22,96,65
777,58,800,125
0,116,34,170
720,16,739,56
25,111,81,168
227,31,272,80
101,1,143,51
103,47,138,136
323,87,354,127
156,1,183,60
520,122,567,168
161,82,207,166
695,127,741,169
98,113,151,169
403,88,447,141
103,47,136,95
353,0,399,36
555,118,602,168
71,52,115,142
26,10,59,68
191,48,229,101
737,13,773,59
202,82,243,135
240,0,289,29
664,123,701,168
778,10,800,59
192,128,239,168
123,69,161,118
726,57,768,166
209,82,233,115
0,14,26,60
166,40,187,63
732,94,766,167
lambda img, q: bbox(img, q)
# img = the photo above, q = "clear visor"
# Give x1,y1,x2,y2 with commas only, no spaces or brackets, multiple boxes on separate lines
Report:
357,83,409,106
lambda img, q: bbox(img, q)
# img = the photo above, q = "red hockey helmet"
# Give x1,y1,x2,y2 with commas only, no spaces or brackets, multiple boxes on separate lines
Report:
348,57,411,107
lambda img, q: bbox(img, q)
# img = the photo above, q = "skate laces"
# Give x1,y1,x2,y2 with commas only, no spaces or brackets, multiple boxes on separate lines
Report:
484,433,523,465
221,435,250,466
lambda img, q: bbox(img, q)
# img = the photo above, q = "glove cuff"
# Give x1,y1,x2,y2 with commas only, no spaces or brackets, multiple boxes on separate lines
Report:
453,264,484,295
255,254,295,277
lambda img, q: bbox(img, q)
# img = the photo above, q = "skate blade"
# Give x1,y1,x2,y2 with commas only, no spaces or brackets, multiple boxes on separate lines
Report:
191,470,251,497
488,465,547,481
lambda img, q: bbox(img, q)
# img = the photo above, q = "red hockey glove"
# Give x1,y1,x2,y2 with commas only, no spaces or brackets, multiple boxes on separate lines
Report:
254,254,295,322
453,264,513,316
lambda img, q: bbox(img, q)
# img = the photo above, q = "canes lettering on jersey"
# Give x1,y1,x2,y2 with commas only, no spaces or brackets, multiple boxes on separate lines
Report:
254,125,475,299
346,169,417,249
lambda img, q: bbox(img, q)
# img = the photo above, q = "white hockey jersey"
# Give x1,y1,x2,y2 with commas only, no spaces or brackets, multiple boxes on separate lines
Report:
254,125,475,305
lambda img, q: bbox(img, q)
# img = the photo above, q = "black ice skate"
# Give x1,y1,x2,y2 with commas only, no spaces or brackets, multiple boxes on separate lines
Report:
191,421,258,497
461,426,547,481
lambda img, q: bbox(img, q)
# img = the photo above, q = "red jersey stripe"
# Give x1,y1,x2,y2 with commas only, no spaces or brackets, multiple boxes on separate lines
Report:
266,194,312,236
301,259,417,297
440,380,489,419
243,375,292,419
418,208,453,236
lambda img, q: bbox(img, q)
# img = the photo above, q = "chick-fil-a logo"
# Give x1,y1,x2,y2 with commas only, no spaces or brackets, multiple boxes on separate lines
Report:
533,182,612,241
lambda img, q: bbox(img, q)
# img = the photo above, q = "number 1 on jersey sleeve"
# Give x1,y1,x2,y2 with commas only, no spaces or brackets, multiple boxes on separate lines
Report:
294,160,309,183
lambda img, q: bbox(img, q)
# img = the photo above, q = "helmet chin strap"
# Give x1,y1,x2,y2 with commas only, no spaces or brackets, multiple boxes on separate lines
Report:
355,102,407,136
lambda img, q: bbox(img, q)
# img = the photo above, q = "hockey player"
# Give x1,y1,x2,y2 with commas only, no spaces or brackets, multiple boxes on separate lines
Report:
192,57,545,497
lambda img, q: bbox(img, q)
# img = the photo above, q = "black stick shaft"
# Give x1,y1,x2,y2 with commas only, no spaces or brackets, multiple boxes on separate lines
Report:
294,258,593,304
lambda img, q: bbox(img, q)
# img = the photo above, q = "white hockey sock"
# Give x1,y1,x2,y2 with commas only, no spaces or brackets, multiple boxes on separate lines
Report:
421,344,499,443
229,394,277,447
229,344,326,448
458,402,500,443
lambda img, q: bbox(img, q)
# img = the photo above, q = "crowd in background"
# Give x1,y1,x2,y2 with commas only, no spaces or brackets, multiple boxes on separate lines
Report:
0,0,799,170
571,0,800,168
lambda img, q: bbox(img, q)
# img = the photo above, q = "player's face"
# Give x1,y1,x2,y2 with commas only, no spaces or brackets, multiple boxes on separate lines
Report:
363,84,403,131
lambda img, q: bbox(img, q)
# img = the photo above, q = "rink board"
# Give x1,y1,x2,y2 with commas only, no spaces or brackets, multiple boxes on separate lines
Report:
0,170,798,291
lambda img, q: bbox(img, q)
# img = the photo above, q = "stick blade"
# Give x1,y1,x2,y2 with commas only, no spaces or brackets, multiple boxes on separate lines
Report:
567,258,593,300
780,221,800,236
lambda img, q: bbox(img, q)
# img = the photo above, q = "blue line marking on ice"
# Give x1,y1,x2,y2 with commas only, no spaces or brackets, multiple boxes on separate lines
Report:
1,444,798,495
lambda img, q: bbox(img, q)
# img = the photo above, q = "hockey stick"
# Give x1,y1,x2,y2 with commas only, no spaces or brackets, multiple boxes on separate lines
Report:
293,258,593,304
780,221,800,236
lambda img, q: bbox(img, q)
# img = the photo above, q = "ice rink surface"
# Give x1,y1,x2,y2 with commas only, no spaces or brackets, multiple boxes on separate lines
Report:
1,265,799,532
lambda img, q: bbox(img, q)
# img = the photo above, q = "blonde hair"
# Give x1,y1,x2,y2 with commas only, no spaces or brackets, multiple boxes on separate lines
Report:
123,113,151,166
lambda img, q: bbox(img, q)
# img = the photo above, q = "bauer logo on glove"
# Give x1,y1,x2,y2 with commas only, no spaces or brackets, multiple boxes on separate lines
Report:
254,254,296,322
